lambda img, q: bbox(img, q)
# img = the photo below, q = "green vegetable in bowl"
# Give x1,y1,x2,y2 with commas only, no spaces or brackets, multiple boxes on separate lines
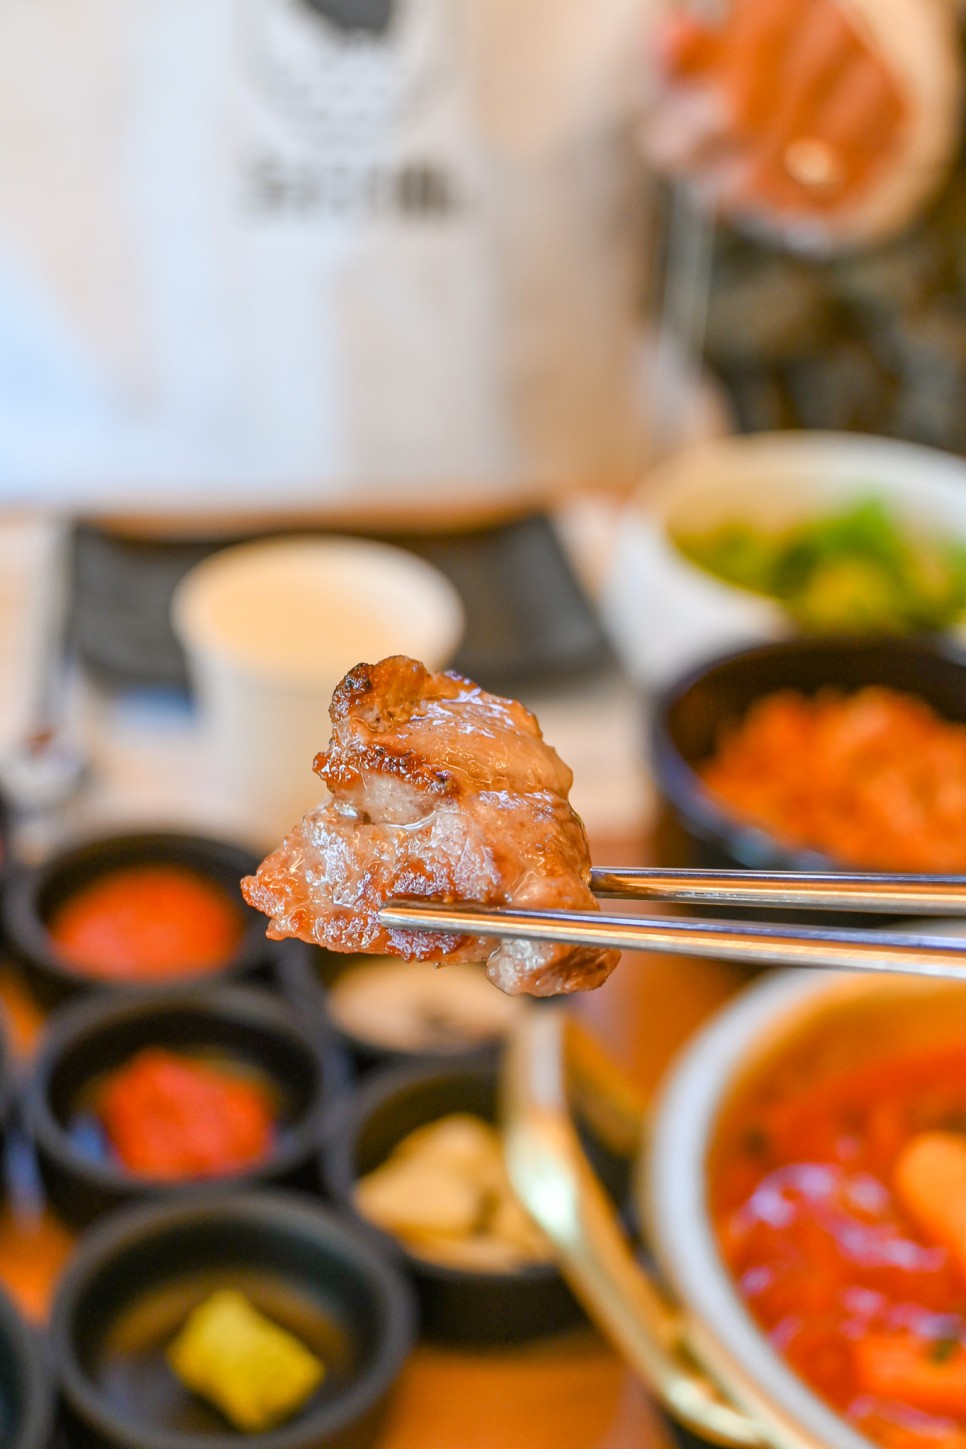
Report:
675,498,966,634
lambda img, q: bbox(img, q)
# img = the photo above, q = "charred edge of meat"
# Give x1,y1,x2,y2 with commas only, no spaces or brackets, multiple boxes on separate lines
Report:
329,657,429,725
316,745,459,796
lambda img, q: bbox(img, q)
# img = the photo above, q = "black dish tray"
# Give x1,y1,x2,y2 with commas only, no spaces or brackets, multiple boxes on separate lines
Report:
69,513,611,696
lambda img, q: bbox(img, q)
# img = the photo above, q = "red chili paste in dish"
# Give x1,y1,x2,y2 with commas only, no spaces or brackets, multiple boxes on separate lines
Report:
714,1047,966,1449
99,1049,274,1178
47,865,244,980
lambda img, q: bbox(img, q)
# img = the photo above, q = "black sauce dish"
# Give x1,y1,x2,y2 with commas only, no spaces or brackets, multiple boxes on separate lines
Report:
651,634,966,900
0,786,10,894
2,831,272,1007
322,1061,601,1345
51,1191,416,1449
0,1007,15,1157
278,941,521,1075
0,1281,54,1449
24,986,348,1228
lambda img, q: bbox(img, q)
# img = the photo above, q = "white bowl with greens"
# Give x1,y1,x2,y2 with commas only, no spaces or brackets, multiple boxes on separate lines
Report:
602,432,966,690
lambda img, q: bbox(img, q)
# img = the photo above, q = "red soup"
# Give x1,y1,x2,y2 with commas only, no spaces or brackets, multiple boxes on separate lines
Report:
47,865,245,980
714,1046,966,1449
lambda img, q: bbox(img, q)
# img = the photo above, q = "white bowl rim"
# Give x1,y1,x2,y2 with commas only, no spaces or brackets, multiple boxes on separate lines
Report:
170,534,466,688
603,431,966,688
637,430,966,613
639,430,966,523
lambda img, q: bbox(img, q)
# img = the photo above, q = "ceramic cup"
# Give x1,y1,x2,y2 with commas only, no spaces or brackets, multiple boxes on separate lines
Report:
171,537,464,844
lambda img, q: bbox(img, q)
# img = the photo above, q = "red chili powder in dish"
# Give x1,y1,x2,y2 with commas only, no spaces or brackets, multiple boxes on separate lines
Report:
99,1049,274,1179
47,865,245,980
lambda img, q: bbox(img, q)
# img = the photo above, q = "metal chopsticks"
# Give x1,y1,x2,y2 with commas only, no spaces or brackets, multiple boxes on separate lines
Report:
378,901,966,977
588,868,966,915
377,869,966,979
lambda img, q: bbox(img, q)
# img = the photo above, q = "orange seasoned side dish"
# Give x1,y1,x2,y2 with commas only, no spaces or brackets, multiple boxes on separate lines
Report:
700,688,966,872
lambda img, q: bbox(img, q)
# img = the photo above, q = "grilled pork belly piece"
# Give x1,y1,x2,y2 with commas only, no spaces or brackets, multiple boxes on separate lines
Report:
241,656,619,997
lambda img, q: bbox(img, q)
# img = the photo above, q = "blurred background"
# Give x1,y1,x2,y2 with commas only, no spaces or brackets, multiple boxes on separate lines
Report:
2,0,962,843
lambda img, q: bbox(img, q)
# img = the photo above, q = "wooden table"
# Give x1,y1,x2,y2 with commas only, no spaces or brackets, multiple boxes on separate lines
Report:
0,830,749,1449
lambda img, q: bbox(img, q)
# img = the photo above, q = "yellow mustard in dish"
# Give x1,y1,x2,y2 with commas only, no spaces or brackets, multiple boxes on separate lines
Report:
168,1289,324,1432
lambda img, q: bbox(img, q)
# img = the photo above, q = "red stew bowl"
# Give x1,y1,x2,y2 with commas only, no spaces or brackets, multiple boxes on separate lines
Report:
504,974,966,1449
2,831,272,1005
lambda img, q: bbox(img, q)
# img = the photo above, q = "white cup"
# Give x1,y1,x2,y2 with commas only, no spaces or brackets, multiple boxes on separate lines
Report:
171,536,465,845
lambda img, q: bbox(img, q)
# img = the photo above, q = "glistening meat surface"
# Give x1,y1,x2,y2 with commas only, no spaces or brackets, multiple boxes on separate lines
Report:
241,656,620,996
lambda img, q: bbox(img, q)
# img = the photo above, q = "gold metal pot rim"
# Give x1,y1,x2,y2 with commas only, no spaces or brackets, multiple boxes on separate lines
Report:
504,967,966,1449
645,970,879,1449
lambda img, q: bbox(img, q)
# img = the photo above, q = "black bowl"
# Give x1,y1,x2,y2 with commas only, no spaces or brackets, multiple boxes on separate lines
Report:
51,1191,416,1449
0,1282,54,1449
0,786,10,888
322,1062,583,1344
651,634,966,890
278,941,516,1076
0,1008,15,1154
25,986,344,1227
2,831,271,1006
